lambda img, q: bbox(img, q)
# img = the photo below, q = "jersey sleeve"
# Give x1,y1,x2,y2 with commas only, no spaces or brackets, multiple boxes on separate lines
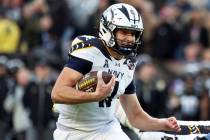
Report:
65,55,93,75
65,36,96,75
124,80,136,94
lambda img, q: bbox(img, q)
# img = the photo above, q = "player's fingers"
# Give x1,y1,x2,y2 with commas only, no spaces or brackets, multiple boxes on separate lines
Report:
168,117,177,124
170,121,181,132
169,118,179,128
171,120,177,125
177,127,181,132
174,124,181,132
97,71,105,85
173,124,178,129
168,116,176,121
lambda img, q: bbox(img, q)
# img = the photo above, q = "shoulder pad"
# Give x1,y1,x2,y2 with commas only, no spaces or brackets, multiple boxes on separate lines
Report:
70,35,98,52
69,35,111,60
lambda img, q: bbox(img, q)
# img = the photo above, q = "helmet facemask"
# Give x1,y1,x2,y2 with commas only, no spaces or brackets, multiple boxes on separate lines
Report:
113,28,143,57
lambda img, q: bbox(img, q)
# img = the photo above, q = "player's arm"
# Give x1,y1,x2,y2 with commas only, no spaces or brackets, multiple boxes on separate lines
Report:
51,66,115,104
119,94,181,132
51,67,93,104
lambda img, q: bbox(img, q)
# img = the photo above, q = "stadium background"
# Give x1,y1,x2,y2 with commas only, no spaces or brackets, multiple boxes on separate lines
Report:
0,0,210,140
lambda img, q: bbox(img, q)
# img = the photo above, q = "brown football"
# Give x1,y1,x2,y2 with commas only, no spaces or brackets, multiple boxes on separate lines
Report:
77,71,113,92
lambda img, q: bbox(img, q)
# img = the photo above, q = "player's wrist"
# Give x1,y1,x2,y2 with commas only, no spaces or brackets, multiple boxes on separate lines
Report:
157,118,167,131
91,91,105,101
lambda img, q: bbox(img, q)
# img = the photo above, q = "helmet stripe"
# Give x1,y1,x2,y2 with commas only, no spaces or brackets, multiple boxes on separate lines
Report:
118,5,130,21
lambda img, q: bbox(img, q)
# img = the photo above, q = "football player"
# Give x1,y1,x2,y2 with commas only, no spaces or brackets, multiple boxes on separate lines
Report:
51,3,181,140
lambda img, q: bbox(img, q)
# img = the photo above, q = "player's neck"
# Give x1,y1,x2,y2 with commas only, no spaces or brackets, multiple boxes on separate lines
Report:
106,47,123,60
100,39,123,60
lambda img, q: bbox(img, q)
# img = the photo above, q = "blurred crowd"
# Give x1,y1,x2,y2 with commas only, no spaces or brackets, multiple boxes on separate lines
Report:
0,0,210,140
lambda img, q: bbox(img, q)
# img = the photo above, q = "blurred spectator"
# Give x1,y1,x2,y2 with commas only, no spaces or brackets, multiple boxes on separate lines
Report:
173,0,193,12
181,8,209,48
6,58,25,75
21,0,48,50
198,48,210,120
66,0,99,33
151,4,181,60
199,85,209,120
42,0,71,58
184,43,202,62
180,73,201,120
0,56,11,140
135,54,168,117
187,0,210,10
28,48,65,71
169,0,210,11
165,43,202,76
23,59,56,140
202,48,210,62
168,57,209,121
0,0,23,22
139,1,159,55
0,11,21,53
4,59,32,140
205,13,210,43
168,42,204,121
22,0,72,60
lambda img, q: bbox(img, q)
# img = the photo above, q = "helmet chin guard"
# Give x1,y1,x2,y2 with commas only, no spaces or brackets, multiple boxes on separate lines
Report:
99,3,144,57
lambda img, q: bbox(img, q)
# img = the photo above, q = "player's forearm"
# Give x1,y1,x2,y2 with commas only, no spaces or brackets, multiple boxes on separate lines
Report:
130,110,164,131
51,85,96,104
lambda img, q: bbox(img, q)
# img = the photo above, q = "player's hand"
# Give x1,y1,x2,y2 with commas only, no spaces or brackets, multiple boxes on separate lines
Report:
93,71,116,101
159,117,181,132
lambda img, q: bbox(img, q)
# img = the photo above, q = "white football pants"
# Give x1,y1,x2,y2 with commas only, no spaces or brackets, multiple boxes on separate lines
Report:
53,120,130,140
